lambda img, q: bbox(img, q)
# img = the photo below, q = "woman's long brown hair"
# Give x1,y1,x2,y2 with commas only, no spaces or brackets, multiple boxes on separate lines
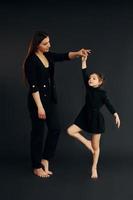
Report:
22,31,49,85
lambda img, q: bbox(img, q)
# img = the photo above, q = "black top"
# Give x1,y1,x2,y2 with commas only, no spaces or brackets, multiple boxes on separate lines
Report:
82,68,116,114
24,51,70,103
74,69,116,133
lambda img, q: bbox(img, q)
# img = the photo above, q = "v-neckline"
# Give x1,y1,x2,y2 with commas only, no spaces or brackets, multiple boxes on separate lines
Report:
35,54,49,69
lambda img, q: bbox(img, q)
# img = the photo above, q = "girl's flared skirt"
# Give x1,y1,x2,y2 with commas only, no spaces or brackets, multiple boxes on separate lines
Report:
74,105,105,134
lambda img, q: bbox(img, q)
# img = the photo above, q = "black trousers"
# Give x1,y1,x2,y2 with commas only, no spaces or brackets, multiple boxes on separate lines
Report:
28,95,60,169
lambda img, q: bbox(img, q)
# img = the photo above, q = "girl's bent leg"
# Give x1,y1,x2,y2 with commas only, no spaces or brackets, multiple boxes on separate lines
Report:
67,124,94,153
91,133,101,179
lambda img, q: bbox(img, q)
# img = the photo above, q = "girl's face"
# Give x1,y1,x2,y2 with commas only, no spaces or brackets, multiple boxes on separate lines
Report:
37,36,51,53
88,73,102,88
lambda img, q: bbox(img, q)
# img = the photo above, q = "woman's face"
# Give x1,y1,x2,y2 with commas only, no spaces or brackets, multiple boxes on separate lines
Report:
88,73,102,88
37,36,51,53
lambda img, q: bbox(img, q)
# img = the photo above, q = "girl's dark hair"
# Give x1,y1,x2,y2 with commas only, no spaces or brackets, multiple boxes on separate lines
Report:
89,72,105,86
22,31,49,84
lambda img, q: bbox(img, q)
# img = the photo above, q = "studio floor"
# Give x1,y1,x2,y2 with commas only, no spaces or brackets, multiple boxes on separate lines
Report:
1,147,133,200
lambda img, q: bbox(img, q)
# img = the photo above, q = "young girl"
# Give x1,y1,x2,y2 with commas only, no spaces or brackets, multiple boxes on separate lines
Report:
67,55,120,179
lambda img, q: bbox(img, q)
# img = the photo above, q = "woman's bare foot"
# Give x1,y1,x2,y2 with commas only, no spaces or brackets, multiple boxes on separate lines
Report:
33,168,50,178
85,140,94,154
91,167,98,179
41,159,53,175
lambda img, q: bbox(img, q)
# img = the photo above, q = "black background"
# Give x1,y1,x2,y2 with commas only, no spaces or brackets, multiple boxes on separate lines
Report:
0,0,133,199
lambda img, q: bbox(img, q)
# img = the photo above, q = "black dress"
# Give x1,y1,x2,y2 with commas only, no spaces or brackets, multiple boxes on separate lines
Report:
24,51,70,168
74,69,116,133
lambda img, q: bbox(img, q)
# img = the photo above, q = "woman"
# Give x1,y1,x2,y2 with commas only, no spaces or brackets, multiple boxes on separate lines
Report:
23,31,89,178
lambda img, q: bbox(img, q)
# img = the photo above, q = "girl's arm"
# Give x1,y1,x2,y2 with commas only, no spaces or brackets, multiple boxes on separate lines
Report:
114,112,120,128
103,92,120,128
82,56,87,69
81,56,89,88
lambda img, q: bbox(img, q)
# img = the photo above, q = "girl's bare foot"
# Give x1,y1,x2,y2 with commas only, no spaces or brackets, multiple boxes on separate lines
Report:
85,140,94,154
33,168,50,178
41,159,53,175
91,167,98,179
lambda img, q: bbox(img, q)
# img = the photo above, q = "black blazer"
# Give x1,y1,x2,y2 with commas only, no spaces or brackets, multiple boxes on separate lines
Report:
24,51,70,103
82,69,116,114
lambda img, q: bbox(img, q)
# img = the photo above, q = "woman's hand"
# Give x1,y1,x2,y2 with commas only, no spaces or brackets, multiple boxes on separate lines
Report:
114,113,120,128
68,49,91,59
38,106,46,119
78,48,91,57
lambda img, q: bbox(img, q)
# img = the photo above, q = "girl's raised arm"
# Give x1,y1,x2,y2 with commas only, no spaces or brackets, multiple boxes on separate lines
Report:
81,56,89,88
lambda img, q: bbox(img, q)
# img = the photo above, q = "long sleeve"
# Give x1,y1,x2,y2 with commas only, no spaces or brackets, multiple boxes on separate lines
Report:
49,52,70,62
103,91,116,114
82,68,89,88
24,57,39,93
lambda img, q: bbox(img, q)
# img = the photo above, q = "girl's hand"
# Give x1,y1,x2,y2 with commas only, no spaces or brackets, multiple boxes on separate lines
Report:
114,113,120,128
82,55,88,62
81,55,88,69
38,106,46,119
